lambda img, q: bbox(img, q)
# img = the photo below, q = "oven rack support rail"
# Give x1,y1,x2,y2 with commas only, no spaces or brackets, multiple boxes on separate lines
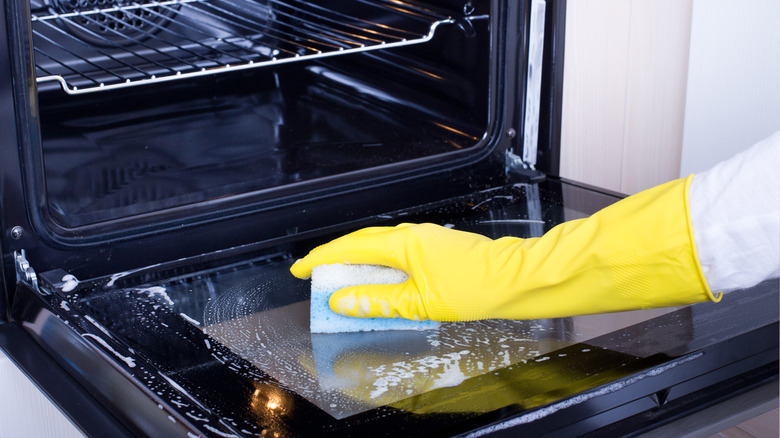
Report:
31,0,461,95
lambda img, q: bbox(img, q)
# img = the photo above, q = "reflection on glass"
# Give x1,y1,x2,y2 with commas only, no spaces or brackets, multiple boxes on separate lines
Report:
172,256,684,420
204,295,580,419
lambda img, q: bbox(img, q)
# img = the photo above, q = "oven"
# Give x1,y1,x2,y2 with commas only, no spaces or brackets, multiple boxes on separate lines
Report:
0,0,777,436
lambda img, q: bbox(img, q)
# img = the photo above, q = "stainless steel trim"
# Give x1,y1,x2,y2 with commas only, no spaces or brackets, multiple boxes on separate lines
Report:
521,0,546,168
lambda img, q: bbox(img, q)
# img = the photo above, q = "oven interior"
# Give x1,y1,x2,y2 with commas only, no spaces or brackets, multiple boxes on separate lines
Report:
28,0,495,230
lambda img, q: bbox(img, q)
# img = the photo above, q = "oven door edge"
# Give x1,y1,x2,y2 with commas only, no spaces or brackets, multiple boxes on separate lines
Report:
1,282,217,437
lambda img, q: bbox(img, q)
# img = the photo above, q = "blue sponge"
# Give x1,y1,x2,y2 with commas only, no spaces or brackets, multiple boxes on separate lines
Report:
309,264,440,333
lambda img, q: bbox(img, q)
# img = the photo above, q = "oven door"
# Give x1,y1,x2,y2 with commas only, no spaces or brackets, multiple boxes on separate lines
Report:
1,0,776,435
2,178,778,437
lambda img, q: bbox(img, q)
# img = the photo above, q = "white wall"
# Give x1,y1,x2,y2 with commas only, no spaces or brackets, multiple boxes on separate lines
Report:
679,0,780,176
560,0,780,193
560,0,694,195
0,350,84,437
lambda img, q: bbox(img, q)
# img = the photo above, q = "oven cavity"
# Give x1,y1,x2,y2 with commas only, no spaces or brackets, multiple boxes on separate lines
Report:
48,0,179,47
31,0,459,94
29,0,493,234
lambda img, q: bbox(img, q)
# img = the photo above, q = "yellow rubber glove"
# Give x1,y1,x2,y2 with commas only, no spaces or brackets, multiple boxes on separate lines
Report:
290,176,721,321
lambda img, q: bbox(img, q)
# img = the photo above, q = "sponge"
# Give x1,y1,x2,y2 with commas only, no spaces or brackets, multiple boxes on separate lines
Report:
310,264,440,333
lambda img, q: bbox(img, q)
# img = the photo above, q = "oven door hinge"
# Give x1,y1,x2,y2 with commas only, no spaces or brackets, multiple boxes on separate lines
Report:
506,149,545,181
14,250,43,295
505,149,532,171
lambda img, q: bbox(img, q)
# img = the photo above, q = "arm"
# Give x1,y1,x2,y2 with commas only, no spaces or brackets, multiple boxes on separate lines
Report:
689,130,780,292
291,132,780,321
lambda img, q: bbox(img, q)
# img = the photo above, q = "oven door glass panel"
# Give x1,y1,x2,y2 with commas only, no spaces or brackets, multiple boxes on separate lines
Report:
44,180,731,432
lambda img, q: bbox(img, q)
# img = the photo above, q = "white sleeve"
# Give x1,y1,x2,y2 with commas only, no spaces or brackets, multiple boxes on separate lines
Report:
688,130,780,293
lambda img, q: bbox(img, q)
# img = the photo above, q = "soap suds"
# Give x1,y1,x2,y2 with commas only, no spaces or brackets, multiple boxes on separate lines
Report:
137,286,175,306
336,295,357,314
82,333,136,368
106,271,129,287
377,299,392,317
105,263,163,287
431,360,468,390
180,313,201,326
358,296,372,316
84,314,113,338
368,350,471,399
61,274,79,292
202,424,240,438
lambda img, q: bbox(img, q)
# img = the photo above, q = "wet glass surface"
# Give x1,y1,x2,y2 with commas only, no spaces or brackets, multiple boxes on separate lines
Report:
38,179,779,436
166,251,678,420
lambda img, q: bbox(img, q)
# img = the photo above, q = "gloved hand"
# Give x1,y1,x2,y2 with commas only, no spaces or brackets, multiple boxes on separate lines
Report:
290,176,721,321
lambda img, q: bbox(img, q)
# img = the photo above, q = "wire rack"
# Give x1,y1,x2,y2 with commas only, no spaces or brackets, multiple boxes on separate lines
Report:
32,0,454,95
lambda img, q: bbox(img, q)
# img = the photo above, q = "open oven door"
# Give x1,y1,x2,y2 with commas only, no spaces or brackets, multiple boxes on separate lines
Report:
0,0,777,436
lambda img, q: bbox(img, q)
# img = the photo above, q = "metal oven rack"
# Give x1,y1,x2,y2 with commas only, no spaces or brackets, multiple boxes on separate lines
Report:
31,0,456,95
